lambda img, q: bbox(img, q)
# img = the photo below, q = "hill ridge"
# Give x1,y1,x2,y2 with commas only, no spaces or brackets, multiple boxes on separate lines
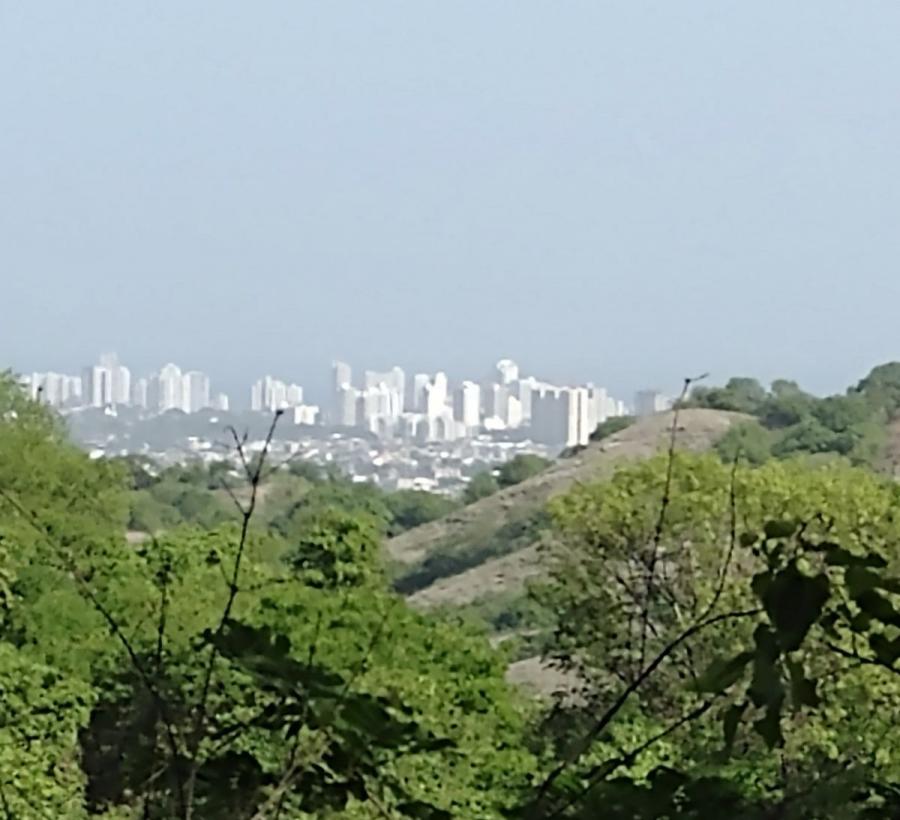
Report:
389,408,748,607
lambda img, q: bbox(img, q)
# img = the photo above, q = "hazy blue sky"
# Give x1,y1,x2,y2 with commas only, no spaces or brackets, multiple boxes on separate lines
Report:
3,3,900,402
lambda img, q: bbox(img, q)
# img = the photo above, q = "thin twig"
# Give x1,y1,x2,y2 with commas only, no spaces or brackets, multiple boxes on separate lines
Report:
183,411,283,819
218,475,246,516
527,605,759,817
824,641,900,676
637,373,707,672
547,696,720,819
226,425,251,480
698,448,742,623
154,540,169,675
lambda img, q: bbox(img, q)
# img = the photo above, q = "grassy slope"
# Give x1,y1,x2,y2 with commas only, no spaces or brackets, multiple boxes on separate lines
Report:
390,408,747,610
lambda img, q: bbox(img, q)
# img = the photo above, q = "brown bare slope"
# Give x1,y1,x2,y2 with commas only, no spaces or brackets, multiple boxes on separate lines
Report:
390,408,747,608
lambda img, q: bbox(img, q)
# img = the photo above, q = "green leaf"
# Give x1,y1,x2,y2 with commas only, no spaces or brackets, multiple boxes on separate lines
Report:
739,532,759,548
846,566,883,598
694,652,754,694
749,626,783,708
753,694,785,748
764,520,799,540
722,701,748,756
786,658,819,710
761,563,829,651
819,544,887,569
854,590,900,628
869,634,900,666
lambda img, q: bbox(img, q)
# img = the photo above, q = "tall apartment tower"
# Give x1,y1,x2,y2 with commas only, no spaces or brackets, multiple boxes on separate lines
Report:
332,361,352,422
453,381,482,429
531,386,591,448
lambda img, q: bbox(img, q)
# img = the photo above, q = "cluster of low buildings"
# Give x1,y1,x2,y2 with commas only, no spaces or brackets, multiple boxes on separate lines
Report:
198,431,557,495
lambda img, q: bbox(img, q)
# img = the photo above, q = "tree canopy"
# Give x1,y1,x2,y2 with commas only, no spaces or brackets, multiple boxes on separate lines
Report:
692,366,900,469
9,367,900,817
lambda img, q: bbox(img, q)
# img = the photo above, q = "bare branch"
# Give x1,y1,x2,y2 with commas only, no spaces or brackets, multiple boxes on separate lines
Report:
183,410,283,818
225,425,251,480
527,605,760,817
637,373,707,672
218,474,246,517
824,641,900,677
698,448,742,623
154,540,169,675
547,695,720,819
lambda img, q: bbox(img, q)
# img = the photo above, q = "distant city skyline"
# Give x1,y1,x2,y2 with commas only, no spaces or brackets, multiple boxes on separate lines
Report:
18,350,651,411
6,4,900,404
23,352,657,448
9,344,884,413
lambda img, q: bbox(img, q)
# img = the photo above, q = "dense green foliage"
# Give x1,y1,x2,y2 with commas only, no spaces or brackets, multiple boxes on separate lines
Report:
13,365,900,817
689,365,900,468
497,454,552,488
0,374,537,818
530,452,900,817
462,455,551,506
463,470,501,504
121,455,459,541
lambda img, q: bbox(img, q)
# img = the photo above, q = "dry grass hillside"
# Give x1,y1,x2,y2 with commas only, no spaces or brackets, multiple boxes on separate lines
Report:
389,408,747,610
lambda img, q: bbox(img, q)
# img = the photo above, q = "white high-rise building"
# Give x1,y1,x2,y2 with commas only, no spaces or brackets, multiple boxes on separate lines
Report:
270,381,287,411
586,385,626,431
336,384,358,427
286,384,304,407
98,353,131,406
361,368,403,433
43,373,63,406
484,383,506,419
365,367,405,396
453,381,481,429
516,377,539,421
57,375,82,407
635,390,672,418
213,393,230,412
426,409,459,442
332,361,352,421
184,371,211,413
409,373,431,412
251,376,299,413
359,382,402,429
293,404,320,426
531,386,592,447
114,366,131,406
132,378,149,410
158,364,184,412
333,361,352,391
424,372,448,419
507,395,523,429
495,359,519,385
82,365,113,408
30,373,47,404
29,372,83,408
